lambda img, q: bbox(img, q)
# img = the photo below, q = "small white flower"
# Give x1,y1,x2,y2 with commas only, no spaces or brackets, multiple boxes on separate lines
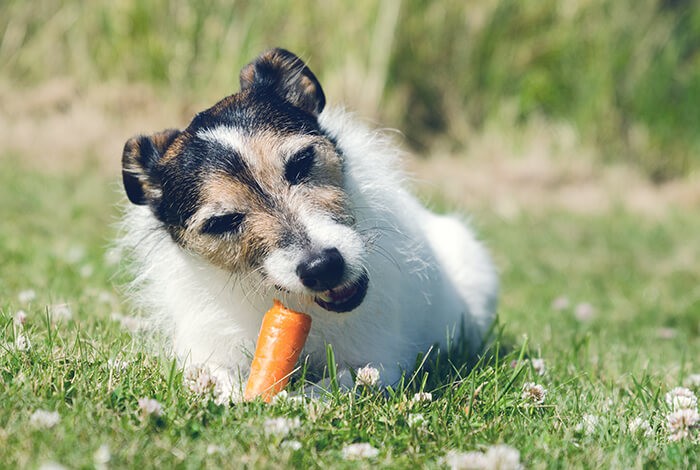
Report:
355,365,380,387
270,390,289,404
49,304,72,322
107,358,130,372
104,247,122,266
30,409,60,429
627,417,654,437
684,374,700,389
111,312,143,333
665,387,697,411
575,414,599,435
263,417,301,437
521,382,547,405
65,245,86,264
407,413,427,430
14,310,27,326
137,398,163,418
574,302,595,321
483,445,522,470
281,440,302,451
18,289,37,304
411,392,433,403
93,444,111,465
97,290,115,304
270,390,304,406
666,408,699,437
79,264,94,278
206,444,224,455
341,442,379,460
15,334,31,352
442,450,488,469
38,462,67,470
530,358,546,376
183,364,219,396
551,296,570,311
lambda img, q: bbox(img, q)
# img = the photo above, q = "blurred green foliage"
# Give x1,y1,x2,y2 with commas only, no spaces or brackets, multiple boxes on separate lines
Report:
1,0,698,179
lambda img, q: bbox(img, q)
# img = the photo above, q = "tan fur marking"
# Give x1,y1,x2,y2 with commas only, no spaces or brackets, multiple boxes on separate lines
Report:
170,129,351,274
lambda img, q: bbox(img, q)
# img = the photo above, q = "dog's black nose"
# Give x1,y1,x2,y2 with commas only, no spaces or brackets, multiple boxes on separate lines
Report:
296,248,345,291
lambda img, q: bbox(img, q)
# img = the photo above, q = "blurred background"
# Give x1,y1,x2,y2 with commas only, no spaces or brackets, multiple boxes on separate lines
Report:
1,0,699,214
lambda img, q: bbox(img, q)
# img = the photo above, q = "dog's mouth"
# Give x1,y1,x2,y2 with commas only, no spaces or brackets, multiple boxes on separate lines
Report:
313,271,369,313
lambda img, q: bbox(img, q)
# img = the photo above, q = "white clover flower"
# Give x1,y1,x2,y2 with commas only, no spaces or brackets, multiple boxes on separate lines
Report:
341,442,379,460
627,417,654,437
49,304,72,322
97,290,115,304
666,408,699,439
104,247,122,266
206,444,224,455
93,444,111,466
684,374,700,389
442,450,488,469
483,445,523,470
18,289,37,304
521,382,547,405
137,398,163,418
411,391,433,403
574,302,595,321
407,413,426,428
79,264,94,278
183,364,219,396
38,462,67,470
270,390,289,404
65,245,86,264
665,387,697,411
15,334,31,352
107,358,131,372
263,417,301,437
530,358,546,376
269,390,304,406
575,414,599,435
355,365,380,387
111,313,143,333
13,310,27,326
281,440,302,451
551,296,570,311
30,409,60,429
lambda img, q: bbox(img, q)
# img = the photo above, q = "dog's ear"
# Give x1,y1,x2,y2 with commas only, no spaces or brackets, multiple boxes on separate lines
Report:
239,48,326,116
121,129,180,206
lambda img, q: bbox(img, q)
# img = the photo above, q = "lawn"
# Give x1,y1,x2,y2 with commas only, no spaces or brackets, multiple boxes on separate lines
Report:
1,157,698,468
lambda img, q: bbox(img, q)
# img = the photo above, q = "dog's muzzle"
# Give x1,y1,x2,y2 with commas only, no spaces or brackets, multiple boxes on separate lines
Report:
296,248,369,313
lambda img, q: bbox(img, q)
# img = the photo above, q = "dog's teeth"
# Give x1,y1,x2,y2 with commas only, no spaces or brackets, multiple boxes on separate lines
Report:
317,292,333,302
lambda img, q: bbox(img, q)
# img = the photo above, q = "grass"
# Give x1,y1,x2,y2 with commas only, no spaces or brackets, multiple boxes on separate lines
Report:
2,0,700,178
1,158,698,468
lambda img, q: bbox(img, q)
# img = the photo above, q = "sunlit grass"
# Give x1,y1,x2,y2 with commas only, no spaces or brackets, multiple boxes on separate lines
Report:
0,160,698,468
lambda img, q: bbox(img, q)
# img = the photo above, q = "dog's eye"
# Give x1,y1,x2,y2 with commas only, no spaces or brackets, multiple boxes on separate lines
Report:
200,213,244,235
285,146,315,185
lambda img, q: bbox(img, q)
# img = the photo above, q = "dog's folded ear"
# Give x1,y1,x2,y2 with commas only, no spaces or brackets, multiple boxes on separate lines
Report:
122,129,180,206
239,48,326,116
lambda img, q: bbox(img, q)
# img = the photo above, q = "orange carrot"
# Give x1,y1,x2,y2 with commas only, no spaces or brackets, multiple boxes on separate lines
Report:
244,299,312,402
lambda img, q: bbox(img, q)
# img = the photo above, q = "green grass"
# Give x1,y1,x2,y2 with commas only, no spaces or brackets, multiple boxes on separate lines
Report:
1,159,698,468
2,0,700,178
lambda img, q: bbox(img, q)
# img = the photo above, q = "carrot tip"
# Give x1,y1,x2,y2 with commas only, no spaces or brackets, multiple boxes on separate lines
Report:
244,300,312,402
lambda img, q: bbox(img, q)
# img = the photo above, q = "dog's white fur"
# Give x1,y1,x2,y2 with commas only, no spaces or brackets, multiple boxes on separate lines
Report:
120,107,498,399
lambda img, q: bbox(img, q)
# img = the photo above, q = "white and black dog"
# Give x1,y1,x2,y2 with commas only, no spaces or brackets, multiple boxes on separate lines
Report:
120,48,498,400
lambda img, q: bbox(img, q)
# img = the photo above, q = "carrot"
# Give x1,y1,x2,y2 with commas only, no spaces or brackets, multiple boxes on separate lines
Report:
244,299,312,402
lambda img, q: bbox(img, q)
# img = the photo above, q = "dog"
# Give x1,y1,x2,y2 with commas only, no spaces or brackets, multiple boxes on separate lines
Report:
119,48,498,400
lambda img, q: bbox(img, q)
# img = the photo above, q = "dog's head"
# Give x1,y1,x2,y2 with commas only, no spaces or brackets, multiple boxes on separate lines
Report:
122,49,368,312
